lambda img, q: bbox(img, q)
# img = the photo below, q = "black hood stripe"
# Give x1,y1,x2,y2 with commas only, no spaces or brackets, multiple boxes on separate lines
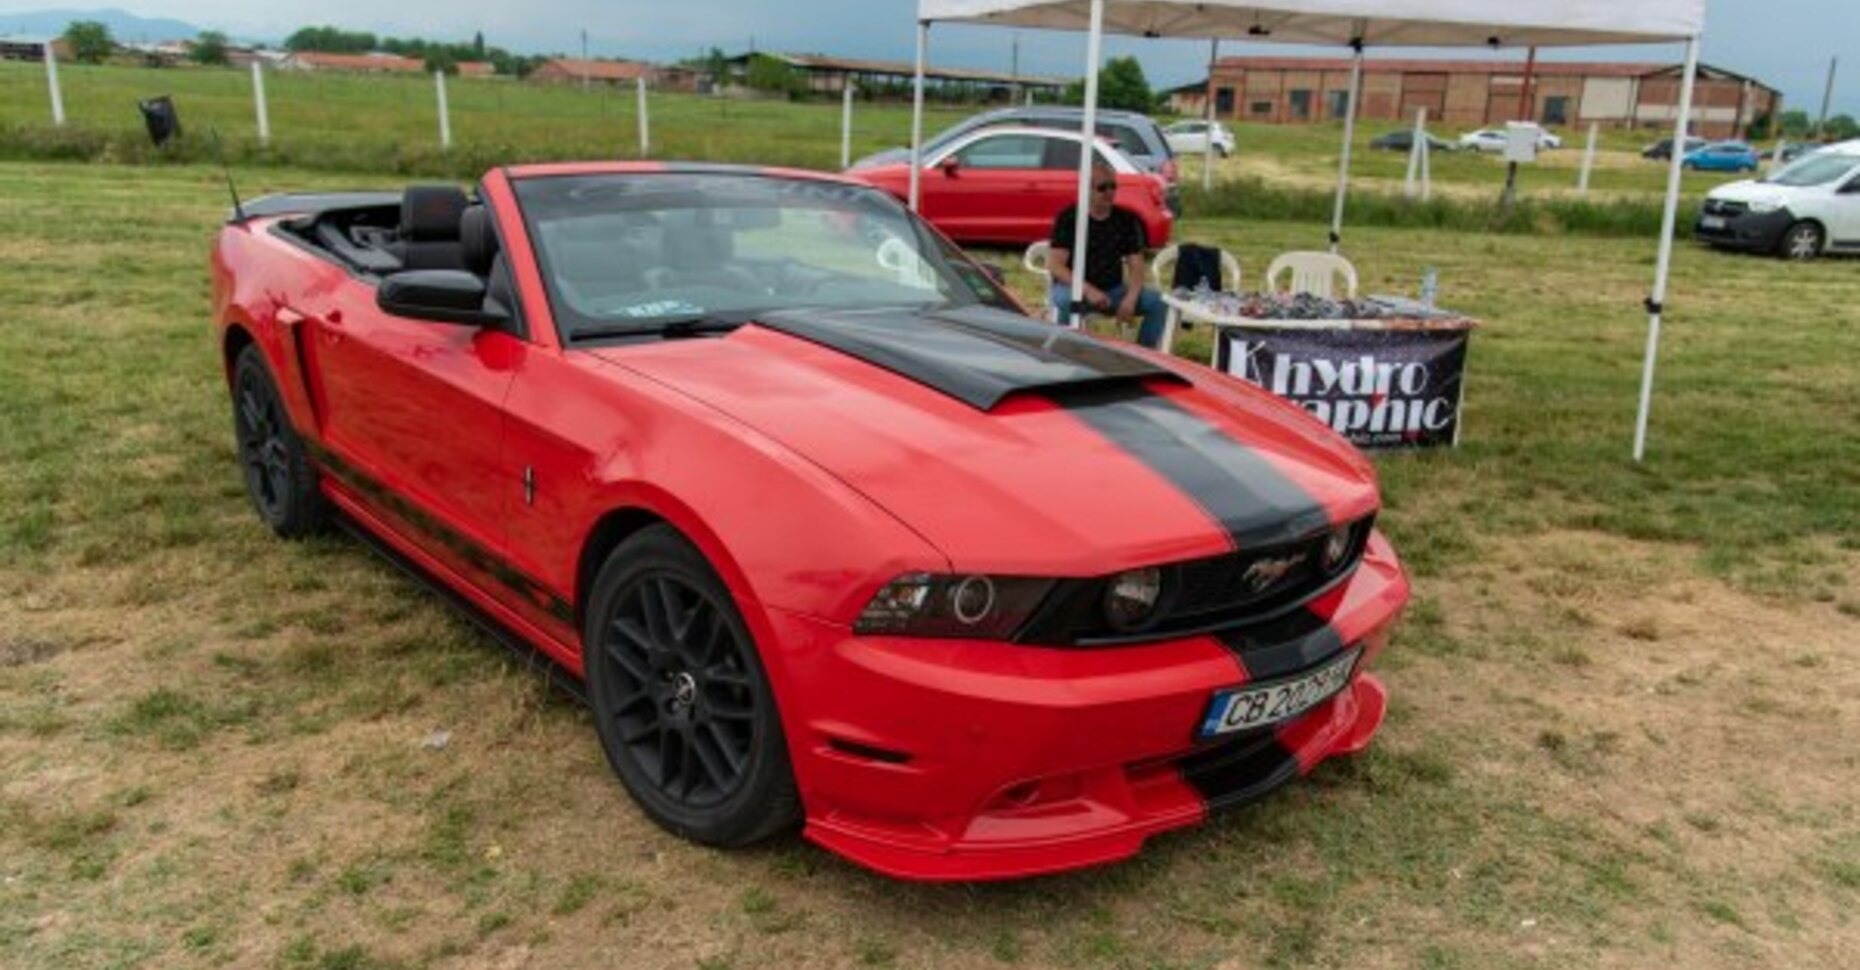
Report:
754,304,1183,410
1060,388,1332,550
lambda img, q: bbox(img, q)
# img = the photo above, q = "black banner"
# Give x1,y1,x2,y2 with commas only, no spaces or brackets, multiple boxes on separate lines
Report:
1214,326,1471,451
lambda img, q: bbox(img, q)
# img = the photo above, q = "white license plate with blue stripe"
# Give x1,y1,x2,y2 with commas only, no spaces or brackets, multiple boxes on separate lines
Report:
1198,649,1360,739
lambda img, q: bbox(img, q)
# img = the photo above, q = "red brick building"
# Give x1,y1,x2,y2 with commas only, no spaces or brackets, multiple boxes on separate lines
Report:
1169,57,1781,140
528,58,657,86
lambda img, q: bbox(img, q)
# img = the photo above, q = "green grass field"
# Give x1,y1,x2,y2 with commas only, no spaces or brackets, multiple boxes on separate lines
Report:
0,131,1856,969
0,60,1764,206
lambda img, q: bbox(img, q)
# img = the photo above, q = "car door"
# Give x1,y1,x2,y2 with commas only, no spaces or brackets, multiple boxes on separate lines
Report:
1831,171,1860,246
295,251,519,589
919,133,1049,241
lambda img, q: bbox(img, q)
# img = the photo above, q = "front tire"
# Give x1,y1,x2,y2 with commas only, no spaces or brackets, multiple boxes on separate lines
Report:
583,526,799,847
1780,222,1824,261
231,344,326,538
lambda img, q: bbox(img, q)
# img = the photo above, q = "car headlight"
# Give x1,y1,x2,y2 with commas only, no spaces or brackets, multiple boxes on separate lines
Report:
1747,198,1784,214
1103,567,1165,633
855,573,1055,639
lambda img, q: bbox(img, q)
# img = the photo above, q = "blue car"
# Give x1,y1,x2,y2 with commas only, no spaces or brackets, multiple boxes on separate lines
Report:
1684,142,1761,173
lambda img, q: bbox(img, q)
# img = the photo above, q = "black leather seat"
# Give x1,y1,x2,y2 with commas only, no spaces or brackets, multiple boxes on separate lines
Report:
391,185,469,271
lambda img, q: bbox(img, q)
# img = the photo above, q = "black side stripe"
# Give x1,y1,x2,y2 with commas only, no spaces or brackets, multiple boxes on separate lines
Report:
305,441,575,625
1215,609,1347,682
1059,387,1332,550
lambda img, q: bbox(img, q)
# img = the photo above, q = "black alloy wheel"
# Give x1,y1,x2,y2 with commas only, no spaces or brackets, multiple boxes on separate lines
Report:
584,526,798,846
231,345,325,538
1781,222,1824,262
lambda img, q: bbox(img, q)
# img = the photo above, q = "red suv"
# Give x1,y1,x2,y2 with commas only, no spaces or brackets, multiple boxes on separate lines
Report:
850,126,1174,248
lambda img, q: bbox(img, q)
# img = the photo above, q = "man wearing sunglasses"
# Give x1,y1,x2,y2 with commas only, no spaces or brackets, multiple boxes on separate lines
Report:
1047,162,1167,349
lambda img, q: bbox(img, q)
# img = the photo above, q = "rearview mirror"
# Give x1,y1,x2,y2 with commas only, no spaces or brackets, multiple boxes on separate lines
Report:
378,270,507,327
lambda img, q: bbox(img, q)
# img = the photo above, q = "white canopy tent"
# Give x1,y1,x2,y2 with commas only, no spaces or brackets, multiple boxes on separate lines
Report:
907,0,1707,462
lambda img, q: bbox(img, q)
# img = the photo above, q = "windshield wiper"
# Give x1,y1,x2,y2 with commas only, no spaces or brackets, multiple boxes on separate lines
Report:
572,313,750,342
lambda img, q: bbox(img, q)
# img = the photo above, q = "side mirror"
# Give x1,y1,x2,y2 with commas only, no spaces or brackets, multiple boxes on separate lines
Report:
939,155,961,178
378,270,507,327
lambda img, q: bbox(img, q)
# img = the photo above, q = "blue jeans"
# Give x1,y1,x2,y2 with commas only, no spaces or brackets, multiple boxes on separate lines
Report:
1049,282,1168,349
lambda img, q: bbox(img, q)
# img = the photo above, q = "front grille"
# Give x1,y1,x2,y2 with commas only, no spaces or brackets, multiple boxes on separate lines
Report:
1703,198,1749,217
1016,518,1373,647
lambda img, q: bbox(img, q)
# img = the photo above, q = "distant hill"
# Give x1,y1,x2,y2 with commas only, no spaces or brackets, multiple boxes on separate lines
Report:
0,7,204,42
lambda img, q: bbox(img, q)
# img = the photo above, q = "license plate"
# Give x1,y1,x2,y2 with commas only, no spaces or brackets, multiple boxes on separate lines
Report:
1701,216,1727,230
1198,649,1360,739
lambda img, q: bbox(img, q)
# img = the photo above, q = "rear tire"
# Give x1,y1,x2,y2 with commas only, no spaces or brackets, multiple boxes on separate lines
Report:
231,344,326,538
583,525,800,847
1780,222,1824,262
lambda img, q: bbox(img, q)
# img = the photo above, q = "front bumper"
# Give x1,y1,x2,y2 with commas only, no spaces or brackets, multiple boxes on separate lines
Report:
1694,207,1792,252
767,531,1410,881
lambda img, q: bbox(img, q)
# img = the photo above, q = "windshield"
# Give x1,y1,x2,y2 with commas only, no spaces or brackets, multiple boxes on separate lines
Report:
1765,153,1860,187
513,173,1011,338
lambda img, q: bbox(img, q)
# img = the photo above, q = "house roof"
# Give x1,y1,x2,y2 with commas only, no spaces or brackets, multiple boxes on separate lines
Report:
1211,56,1775,93
539,58,654,81
730,51,1067,87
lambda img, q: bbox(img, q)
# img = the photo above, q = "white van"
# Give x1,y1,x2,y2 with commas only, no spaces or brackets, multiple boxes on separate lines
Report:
1695,140,1860,260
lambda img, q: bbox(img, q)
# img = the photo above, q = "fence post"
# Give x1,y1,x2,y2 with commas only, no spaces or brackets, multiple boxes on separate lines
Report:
252,61,270,146
1578,122,1599,193
637,76,650,157
840,82,855,169
435,71,451,150
44,42,65,126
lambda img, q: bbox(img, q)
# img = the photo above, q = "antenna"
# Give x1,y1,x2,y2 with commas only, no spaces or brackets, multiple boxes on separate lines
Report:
209,127,247,225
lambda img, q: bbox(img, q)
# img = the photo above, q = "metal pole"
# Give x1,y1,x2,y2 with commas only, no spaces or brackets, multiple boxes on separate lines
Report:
1421,126,1431,200
1064,0,1106,330
1633,37,1700,464
841,82,855,169
44,42,64,126
637,76,650,156
252,60,270,147
1405,107,1426,197
1329,39,1364,254
908,21,929,211
435,70,451,151
581,29,590,95
1203,38,1218,193
1578,122,1599,193
1813,56,1838,140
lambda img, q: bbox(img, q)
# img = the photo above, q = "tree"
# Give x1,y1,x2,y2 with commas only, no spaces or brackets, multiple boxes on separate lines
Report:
1063,56,1151,113
1777,110,1811,138
472,32,485,59
745,53,802,99
285,26,377,54
63,20,113,64
1825,114,1860,141
190,30,229,66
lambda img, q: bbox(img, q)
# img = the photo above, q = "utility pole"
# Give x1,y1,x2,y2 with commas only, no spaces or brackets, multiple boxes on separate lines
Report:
1813,56,1838,140
1517,45,1538,121
1011,32,1021,105
580,29,589,94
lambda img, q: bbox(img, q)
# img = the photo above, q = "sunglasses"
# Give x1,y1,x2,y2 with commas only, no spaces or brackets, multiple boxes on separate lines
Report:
1093,181,1118,192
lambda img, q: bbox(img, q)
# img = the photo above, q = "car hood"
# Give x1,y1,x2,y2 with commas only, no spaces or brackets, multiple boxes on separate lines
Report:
1708,179,1796,203
587,306,1379,575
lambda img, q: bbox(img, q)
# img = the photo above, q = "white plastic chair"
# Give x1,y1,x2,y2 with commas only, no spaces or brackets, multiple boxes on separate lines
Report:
1023,239,1128,338
1265,251,1359,300
1152,244,1243,355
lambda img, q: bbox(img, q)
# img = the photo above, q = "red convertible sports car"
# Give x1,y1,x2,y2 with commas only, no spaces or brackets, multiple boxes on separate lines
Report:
212,162,1408,881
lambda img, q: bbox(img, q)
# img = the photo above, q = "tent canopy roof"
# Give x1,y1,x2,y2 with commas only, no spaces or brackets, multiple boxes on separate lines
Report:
916,1,1704,47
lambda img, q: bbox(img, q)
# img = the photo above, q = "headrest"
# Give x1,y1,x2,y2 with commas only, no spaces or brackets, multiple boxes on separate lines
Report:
400,185,469,242
459,206,499,277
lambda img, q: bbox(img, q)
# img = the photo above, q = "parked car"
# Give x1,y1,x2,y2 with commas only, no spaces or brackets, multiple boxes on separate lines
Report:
1684,142,1762,173
849,126,1175,247
1458,125,1562,153
1162,119,1236,157
1370,130,1455,152
211,163,1408,880
1695,139,1860,259
849,105,1180,205
1643,136,1709,160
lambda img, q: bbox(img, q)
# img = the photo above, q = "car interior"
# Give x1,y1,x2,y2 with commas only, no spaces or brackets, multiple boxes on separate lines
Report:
284,184,514,319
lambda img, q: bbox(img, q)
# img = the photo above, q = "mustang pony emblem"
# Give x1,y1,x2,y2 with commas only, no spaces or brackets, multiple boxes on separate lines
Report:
1242,552,1308,592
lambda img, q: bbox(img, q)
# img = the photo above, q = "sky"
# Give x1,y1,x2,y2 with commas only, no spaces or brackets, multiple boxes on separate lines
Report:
1,1,1853,117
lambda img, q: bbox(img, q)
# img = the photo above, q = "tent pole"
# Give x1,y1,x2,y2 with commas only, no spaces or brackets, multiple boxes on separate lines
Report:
908,21,929,212
1633,36,1700,463
1066,0,1106,329
1203,38,1218,193
1330,37,1364,254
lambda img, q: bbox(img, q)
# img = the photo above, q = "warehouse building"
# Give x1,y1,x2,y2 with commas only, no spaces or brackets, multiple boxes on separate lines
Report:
1166,57,1780,140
